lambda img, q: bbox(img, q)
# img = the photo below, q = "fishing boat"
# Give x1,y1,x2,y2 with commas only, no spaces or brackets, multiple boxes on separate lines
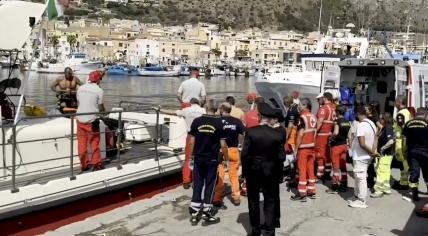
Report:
0,1,186,222
32,53,101,74
137,65,181,77
107,65,138,76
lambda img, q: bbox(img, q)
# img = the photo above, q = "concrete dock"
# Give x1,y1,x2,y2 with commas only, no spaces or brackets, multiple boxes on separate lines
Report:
46,169,428,236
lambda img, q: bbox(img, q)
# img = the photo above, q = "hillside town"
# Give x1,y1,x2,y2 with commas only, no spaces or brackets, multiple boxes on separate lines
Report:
40,17,428,67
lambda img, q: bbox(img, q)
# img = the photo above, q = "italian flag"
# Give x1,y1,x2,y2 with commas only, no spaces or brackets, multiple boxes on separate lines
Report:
47,0,69,20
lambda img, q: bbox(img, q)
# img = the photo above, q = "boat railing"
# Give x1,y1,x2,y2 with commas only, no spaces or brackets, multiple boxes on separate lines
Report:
2,103,175,194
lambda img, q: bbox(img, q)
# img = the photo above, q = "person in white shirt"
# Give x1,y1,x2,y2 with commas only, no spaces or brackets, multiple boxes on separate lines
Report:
76,71,105,172
161,98,206,189
177,68,206,108
349,106,379,208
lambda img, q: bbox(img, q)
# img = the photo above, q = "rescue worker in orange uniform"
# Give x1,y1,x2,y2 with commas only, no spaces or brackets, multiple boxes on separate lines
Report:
315,92,336,181
326,105,352,193
214,102,245,206
291,98,317,201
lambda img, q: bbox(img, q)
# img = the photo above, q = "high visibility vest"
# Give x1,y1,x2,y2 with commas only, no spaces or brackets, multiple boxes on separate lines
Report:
394,108,411,139
300,111,317,149
318,103,336,135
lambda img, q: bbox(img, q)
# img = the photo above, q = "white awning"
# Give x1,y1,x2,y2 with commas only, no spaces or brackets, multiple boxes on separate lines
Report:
0,1,46,50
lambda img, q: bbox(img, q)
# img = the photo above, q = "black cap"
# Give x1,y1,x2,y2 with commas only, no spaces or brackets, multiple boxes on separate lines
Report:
258,102,284,122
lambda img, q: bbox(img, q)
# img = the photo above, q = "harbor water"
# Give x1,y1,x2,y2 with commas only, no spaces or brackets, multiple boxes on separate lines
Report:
2,69,257,110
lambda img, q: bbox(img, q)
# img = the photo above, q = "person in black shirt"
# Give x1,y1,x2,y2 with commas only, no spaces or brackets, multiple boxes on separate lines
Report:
241,102,286,236
188,102,228,226
213,102,245,206
327,105,352,193
403,108,428,202
370,113,395,198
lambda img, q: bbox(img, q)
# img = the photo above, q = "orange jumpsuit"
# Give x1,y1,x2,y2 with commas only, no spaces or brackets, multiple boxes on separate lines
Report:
315,103,335,179
77,121,101,170
214,147,241,203
182,134,193,185
297,111,317,197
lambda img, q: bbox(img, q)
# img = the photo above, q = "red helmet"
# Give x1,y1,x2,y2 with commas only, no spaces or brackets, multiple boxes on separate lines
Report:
291,91,299,98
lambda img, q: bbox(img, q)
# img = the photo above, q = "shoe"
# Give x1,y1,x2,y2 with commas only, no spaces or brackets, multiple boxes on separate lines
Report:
213,201,228,210
201,212,220,226
190,212,201,226
392,181,409,190
308,193,316,199
290,195,307,202
370,192,384,198
248,228,261,236
183,183,191,189
411,187,420,201
326,188,339,194
274,219,281,228
415,209,428,218
232,199,241,206
346,196,358,204
322,174,332,182
91,165,105,172
339,185,347,192
348,199,367,208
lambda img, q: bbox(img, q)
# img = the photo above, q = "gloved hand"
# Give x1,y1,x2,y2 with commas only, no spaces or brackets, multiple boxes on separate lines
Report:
380,146,386,155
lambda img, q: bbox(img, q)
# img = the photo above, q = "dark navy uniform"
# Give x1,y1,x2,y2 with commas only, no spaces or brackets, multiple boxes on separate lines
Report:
188,115,225,217
242,120,286,236
403,117,428,192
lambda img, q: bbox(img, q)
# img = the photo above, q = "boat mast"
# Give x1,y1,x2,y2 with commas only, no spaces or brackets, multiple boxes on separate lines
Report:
317,0,323,34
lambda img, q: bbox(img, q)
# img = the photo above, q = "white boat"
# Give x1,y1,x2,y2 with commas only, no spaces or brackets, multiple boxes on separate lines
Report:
137,65,181,77
255,27,369,111
0,1,187,221
32,53,102,75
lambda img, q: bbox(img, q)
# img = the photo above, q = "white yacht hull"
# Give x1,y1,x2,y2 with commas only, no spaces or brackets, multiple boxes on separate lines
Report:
137,70,180,77
32,62,101,75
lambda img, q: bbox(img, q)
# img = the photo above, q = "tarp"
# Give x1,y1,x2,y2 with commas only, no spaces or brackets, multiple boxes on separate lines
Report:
0,1,46,50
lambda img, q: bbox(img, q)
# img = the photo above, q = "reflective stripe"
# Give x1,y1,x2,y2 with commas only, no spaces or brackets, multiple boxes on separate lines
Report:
308,179,316,183
303,128,317,133
307,186,316,190
325,163,332,167
323,120,334,124
317,132,332,136
191,202,202,207
341,172,348,176
318,166,325,170
299,181,307,185
300,143,315,148
333,173,340,176
298,189,307,193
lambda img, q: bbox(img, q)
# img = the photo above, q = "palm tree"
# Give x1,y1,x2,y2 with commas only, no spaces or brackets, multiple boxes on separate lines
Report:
67,35,77,52
210,48,222,62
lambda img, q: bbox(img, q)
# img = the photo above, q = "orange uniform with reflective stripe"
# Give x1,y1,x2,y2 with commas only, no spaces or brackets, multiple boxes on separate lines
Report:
297,110,317,196
299,111,317,149
317,103,335,135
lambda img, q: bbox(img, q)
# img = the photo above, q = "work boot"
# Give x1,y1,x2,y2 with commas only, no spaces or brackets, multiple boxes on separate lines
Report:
201,212,220,226
322,174,332,182
190,212,201,226
232,199,241,206
348,199,368,208
183,183,191,189
392,181,409,190
339,183,348,192
213,201,228,210
411,187,420,201
370,192,384,198
326,184,339,194
290,195,307,202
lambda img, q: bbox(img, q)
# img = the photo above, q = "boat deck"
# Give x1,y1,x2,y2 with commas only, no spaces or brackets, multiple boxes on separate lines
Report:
46,168,428,236
0,140,183,192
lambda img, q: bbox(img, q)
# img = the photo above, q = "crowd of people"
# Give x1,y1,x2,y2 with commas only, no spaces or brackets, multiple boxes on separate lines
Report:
174,68,428,236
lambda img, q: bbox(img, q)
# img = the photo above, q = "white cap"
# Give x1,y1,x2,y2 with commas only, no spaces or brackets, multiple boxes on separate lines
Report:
316,93,324,99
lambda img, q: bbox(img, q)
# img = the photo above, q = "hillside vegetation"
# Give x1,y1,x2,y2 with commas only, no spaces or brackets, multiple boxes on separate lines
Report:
69,0,428,33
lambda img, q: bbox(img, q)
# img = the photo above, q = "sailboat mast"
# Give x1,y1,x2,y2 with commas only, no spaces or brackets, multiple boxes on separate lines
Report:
317,0,323,33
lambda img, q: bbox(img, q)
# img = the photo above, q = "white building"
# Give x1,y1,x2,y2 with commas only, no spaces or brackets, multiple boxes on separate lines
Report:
127,39,160,66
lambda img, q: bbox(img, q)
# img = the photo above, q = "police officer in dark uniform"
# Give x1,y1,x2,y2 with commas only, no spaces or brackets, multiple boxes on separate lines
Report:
188,102,229,226
403,108,428,202
241,102,286,236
